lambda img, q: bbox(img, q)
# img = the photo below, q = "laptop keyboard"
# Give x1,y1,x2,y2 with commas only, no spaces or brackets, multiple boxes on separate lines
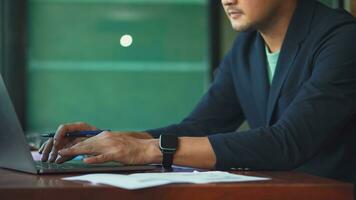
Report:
35,161,79,170
33,160,157,173
35,160,125,170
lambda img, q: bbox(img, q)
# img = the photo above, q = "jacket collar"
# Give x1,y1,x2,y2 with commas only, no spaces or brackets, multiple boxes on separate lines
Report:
265,0,316,125
250,33,270,125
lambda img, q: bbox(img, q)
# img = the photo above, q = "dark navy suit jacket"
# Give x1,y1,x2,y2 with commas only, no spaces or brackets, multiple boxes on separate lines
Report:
148,0,356,181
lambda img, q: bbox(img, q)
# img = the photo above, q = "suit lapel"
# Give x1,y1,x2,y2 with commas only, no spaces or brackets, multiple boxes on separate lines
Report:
251,34,270,125
265,42,301,125
265,0,315,125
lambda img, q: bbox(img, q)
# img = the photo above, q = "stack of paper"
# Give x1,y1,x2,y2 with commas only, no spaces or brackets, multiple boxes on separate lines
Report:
62,171,270,190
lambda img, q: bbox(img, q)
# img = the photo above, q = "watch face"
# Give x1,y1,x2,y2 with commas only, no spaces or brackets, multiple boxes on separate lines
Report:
159,134,178,150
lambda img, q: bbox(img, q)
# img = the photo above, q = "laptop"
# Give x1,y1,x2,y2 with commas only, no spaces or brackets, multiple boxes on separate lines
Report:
0,75,157,174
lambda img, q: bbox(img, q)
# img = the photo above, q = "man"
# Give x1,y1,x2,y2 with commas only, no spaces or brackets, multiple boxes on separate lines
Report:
40,0,356,182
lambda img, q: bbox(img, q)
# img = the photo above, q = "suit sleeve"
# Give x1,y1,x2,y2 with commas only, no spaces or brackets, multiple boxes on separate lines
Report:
146,48,246,138
208,24,356,170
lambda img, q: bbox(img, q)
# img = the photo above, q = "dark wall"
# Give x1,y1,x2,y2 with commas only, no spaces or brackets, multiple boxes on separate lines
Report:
0,1,4,77
209,0,221,75
0,0,27,128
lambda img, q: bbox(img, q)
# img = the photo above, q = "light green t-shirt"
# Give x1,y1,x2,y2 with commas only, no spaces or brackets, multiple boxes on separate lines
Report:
265,46,280,85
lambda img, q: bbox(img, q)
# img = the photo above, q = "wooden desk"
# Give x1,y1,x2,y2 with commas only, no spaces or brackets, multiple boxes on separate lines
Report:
0,168,353,200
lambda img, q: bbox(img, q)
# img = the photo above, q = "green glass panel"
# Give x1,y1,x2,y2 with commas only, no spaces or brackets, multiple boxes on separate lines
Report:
27,68,207,131
28,2,208,62
318,0,338,8
26,0,209,133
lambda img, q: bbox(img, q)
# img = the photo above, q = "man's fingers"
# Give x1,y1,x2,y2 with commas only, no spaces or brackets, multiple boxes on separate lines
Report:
83,154,110,164
41,138,53,161
54,155,75,164
58,142,92,157
52,122,97,150
38,141,48,154
48,148,58,163
52,124,69,150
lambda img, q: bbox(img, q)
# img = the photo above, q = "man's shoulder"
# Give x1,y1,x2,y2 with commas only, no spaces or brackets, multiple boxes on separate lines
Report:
311,2,356,33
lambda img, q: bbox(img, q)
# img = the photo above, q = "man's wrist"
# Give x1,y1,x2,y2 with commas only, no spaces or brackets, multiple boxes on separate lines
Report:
129,131,154,139
147,139,162,164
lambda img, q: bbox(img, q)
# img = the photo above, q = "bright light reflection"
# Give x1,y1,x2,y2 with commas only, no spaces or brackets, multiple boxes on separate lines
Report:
120,34,133,47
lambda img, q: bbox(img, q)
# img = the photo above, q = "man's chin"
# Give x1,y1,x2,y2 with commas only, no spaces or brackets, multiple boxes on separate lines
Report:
231,23,254,32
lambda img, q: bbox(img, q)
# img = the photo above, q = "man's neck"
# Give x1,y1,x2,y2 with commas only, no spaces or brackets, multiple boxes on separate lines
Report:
259,1,298,53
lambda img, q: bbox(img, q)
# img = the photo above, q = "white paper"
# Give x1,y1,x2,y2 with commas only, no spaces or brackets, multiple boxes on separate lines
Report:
62,171,270,190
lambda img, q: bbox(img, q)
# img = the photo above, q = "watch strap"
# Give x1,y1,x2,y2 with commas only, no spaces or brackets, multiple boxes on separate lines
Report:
162,151,174,169
159,134,178,169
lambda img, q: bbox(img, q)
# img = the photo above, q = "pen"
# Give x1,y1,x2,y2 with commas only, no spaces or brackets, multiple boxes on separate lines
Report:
40,130,109,138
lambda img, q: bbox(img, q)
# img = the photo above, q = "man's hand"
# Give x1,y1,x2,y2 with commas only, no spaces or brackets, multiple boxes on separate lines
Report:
39,122,98,163
58,131,162,165
39,122,154,163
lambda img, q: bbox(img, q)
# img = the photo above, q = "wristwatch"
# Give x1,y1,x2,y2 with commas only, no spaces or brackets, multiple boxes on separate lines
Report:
159,134,178,169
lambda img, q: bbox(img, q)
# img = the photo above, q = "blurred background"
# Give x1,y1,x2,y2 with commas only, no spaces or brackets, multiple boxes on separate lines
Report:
0,0,355,144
